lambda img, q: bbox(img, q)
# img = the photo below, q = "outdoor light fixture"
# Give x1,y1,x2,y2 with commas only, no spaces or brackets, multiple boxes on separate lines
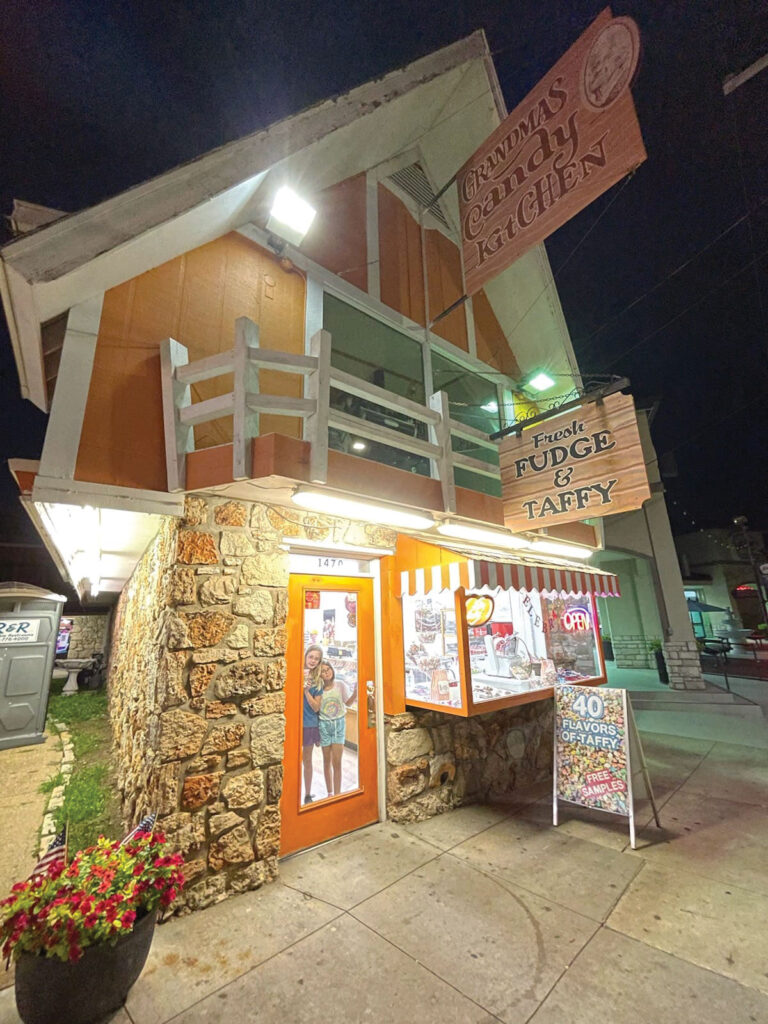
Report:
530,539,595,560
352,440,367,452
279,537,395,557
266,186,316,246
291,489,434,531
35,501,102,598
437,522,531,550
528,371,555,393
481,400,499,413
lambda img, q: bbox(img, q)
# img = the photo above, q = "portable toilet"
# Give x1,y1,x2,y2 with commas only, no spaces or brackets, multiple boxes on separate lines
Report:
0,582,66,750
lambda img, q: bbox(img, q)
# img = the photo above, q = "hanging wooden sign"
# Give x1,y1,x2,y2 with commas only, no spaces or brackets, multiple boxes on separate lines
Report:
458,8,646,295
499,391,651,531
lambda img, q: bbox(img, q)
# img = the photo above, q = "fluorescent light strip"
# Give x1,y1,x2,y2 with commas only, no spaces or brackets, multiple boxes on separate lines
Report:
531,539,595,559
291,489,434,531
437,522,531,550
279,538,394,557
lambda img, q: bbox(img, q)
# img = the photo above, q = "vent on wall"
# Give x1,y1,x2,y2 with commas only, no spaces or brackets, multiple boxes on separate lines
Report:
387,163,451,231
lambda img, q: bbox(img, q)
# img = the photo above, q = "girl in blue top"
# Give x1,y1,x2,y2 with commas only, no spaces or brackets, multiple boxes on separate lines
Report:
302,644,324,804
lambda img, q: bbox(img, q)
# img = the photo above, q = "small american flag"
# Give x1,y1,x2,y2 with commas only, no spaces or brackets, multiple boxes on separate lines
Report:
30,826,67,878
120,811,157,847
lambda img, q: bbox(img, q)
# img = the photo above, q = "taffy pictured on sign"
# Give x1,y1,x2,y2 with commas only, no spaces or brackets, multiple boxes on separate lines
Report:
553,683,660,848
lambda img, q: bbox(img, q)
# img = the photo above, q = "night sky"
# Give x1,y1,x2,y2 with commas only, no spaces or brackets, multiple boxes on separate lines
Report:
1,0,766,555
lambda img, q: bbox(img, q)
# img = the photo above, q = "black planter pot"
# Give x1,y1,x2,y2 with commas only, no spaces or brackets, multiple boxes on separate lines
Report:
15,908,157,1024
653,648,669,685
602,639,614,661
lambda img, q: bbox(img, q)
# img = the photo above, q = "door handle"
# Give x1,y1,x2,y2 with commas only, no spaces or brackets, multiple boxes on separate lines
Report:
366,680,375,728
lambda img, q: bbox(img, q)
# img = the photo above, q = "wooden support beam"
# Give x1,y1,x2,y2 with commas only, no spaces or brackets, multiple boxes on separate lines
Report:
249,347,318,372
233,316,261,480
245,394,316,416
305,329,331,484
160,338,194,491
178,392,235,427
175,349,234,385
329,367,440,424
429,390,456,514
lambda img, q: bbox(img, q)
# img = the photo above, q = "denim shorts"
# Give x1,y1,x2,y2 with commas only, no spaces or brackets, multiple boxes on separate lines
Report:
319,717,345,746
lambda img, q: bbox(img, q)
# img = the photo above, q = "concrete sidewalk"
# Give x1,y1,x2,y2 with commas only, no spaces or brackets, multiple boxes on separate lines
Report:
3,726,768,1023
0,732,60,992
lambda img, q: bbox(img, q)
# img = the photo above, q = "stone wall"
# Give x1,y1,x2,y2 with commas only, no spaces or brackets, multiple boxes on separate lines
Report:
67,613,110,658
109,496,290,912
663,639,705,690
611,634,651,669
385,702,553,822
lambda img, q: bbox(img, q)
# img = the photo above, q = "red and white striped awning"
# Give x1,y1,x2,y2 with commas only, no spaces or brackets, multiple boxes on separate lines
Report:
401,557,620,599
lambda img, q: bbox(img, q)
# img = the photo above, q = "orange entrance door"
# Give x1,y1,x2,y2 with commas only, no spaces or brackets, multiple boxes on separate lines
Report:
280,574,378,856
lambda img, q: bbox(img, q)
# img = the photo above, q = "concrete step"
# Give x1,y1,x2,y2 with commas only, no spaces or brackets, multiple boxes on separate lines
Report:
630,688,742,704
630,689,764,718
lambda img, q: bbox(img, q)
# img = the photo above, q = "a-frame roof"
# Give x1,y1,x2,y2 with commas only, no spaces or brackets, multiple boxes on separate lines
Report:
1,32,506,410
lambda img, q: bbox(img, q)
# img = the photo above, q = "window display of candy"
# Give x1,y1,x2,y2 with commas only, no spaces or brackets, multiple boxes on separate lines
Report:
541,595,602,682
402,593,463,709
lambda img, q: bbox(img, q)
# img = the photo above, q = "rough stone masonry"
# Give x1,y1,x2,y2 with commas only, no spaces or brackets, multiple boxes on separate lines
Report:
109,496,290,912
108,493,556,913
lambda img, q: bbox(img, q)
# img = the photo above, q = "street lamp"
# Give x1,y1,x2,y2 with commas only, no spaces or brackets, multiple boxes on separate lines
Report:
732,515,768,627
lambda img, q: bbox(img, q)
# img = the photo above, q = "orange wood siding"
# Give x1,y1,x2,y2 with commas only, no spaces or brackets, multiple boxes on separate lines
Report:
75,232,305,492
300,174,367,292
472,289,522,379
424,228,468,351
378,184,425,325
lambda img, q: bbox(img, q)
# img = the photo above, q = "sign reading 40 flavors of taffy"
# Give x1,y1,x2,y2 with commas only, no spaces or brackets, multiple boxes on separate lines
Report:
499,392,651,531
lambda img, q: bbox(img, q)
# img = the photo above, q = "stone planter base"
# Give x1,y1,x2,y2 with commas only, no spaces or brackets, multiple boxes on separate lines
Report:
15,909,157,1024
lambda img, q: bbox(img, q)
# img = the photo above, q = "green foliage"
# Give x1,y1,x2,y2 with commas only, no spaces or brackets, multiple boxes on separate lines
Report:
39,772,65,795
0,834,185,962
46,688,121,853
647,638,663,653
47,689,108,727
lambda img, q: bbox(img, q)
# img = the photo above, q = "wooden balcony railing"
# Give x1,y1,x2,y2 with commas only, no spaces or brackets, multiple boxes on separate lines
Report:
160,316,499,513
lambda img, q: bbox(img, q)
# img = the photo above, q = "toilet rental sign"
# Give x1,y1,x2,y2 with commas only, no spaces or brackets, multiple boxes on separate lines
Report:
499,392,651,531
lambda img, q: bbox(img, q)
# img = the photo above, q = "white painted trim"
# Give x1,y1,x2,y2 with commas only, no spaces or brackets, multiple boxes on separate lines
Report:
30,475,184,516
0,260,30,402
365,170,380,302
371,559,387,823
232,316,260,481
38,294,104,480
238,222,516,389
20,497,74,585
306,329,331,484
2,263,45,408
465,295,477,359
304,275,324,357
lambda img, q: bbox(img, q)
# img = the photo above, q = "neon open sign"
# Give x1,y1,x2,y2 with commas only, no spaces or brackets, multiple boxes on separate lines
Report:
561,607,591,632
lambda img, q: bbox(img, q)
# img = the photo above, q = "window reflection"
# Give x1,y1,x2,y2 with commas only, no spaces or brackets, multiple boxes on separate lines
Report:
302,591,360,806
402,592,463,708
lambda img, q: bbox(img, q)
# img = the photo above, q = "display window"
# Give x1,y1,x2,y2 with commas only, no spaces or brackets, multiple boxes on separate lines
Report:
402,591,464,710
401,587,605,716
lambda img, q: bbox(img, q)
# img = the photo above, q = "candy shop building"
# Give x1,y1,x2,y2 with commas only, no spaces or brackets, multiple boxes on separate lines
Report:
0,33,695,909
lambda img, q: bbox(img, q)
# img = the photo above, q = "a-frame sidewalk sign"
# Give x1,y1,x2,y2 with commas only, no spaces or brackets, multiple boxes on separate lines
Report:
553,683,661,849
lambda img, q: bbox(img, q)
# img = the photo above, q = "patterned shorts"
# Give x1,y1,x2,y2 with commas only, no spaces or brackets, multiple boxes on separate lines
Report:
319,717,345,746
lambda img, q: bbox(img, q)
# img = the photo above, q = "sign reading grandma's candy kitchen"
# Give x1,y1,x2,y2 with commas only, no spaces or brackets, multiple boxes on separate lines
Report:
458,8,645,295
499,392,651,531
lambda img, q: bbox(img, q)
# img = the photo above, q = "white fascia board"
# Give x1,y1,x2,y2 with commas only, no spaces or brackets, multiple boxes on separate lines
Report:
38,294,104,479
1,262,46,408
31,475,184,517
2,32,490,290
